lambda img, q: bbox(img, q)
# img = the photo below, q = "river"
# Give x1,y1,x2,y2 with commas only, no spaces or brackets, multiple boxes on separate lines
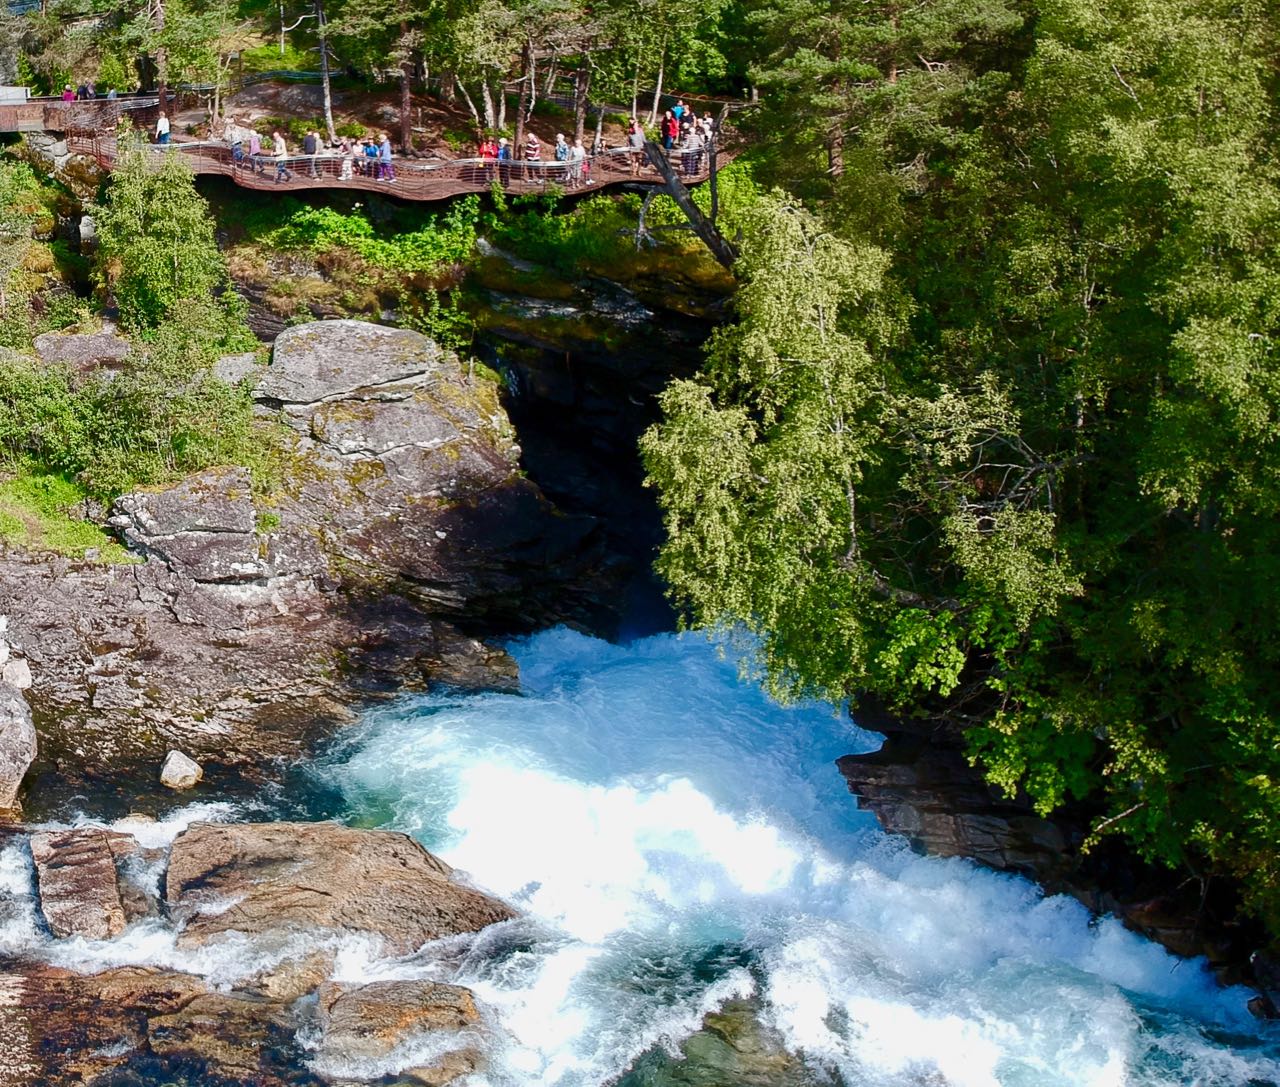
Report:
5,626,1277,1085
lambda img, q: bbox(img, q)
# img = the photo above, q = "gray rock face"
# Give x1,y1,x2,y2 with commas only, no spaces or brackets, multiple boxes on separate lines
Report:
0,684,35,810
258,319,445,405
213,351,261,385
167,822,516,954
0,321,600,770
32,329,131,379
110,466,272,584
29,828,129,940
837,736,1068,879
0,658,30,690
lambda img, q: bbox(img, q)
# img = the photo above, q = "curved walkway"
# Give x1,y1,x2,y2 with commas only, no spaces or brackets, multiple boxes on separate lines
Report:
66,134,730,202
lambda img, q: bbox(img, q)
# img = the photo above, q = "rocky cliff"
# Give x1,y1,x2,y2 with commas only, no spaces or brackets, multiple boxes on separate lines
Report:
0,320,606,782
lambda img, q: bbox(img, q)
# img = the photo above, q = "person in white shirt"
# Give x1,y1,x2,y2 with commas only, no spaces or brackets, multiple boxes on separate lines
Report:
155,112,171,145
568,138,586,187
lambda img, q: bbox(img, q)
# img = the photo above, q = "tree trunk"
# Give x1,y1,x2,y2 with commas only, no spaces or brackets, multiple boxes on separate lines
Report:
278,0,285,55
399,22,413,152
648,53,664,125
827,126,844,178
457,80,481,128
441,67,457,104
480,80,496,130
573,65,591,144
513,37,532,168
154,0,168,124
643,141,738,270
316,0,335,142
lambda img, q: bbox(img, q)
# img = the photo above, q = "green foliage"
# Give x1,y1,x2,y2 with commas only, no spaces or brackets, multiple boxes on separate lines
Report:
0,299,278,502
251,196,480,273
644,0,1280,932
92,149,235,332
485,191,637,275
0,473,133,561
254,115,326,145
397,288,474,350
237,41,317,74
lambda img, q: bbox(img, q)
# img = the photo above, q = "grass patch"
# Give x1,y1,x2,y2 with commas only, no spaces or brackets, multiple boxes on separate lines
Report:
0,473,134,561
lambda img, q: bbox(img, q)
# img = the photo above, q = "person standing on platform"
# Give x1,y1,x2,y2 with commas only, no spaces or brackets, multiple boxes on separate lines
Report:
378,132,394,182
273,130,292,182
568,138,585,188
155,112,171,145
496,137,512,185
303,130,319,177
627,118,645,176
523,130,541,181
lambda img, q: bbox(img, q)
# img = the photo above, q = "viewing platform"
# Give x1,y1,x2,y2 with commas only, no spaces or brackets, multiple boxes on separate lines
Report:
4,93,731,204
64,133,729,202
0,94,163,135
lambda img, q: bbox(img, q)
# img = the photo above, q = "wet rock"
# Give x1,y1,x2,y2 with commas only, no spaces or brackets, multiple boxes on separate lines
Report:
837,710,1269,998
0,686,35,809
29,827,128,940
837,733,1072,882
397,1052,483,1087
159,749,203,789
246,949,335,1002
147,991,296,1078
622,999,814,1087
167,822,516,954
315,979,481,1072
0,964,211,1086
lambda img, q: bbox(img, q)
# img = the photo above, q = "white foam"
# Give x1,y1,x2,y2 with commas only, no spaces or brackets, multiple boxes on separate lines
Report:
314,627,1280,1086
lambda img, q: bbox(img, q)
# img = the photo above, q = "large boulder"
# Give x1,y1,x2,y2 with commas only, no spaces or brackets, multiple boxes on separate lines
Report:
32,329,131,382
314,980,483,1084
109,466,273,584
167,822,515,954
29,828,129,940
260,320,600,619
0,685,35,810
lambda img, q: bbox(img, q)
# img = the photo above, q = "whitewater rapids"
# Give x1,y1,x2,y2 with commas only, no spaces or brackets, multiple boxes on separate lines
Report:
2,627,1277,1085
313,628,1280,1086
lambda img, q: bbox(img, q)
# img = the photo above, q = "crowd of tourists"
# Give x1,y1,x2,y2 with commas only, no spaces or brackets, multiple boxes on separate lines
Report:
474,99,718,187
161,96,719,189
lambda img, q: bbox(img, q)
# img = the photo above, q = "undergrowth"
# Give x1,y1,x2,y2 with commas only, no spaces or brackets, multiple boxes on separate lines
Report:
0,473,133,561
